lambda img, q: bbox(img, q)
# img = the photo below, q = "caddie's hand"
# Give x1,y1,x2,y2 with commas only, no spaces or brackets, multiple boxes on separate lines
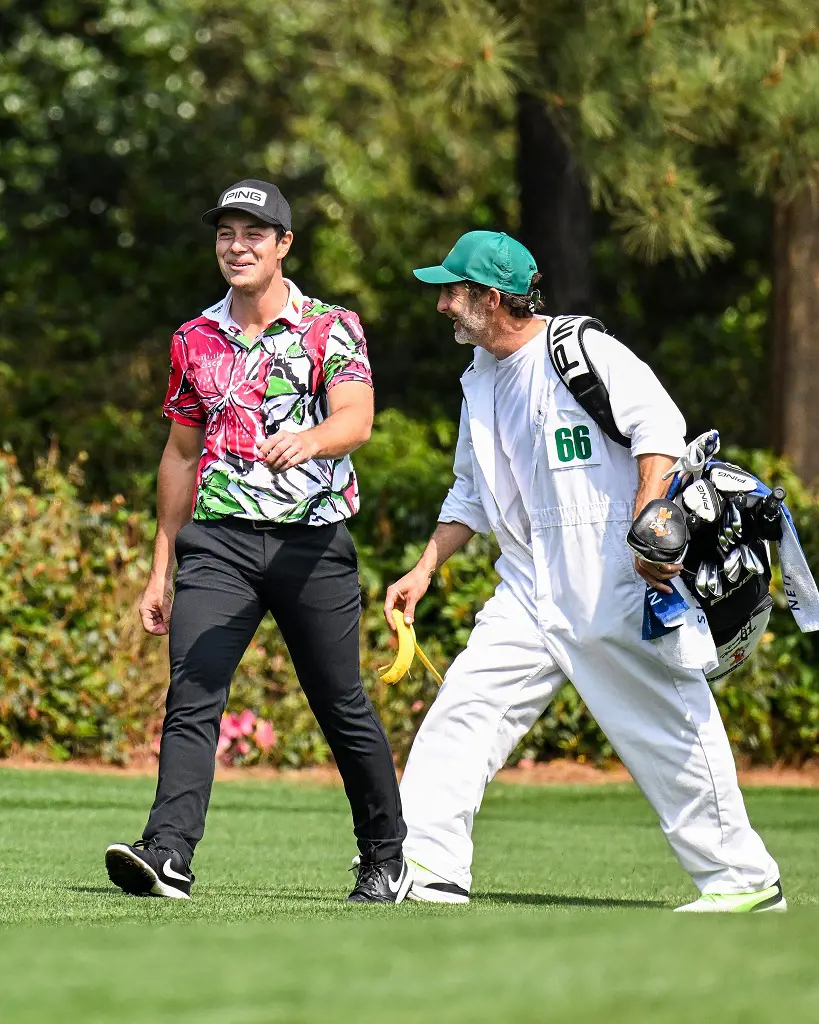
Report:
633,556,683,596
257,431,317,473
384,565,433,630
139,576,174,636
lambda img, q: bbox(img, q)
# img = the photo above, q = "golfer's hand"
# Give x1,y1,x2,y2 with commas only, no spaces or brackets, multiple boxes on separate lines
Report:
385,566,433,630
634,556,682,595
139,576,174,635
257,432,317,473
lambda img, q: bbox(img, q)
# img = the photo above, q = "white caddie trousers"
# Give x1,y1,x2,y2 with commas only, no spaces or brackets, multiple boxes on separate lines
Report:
400,327,779,896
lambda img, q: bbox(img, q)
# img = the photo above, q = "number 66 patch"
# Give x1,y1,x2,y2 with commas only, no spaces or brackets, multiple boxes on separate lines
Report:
545,419,602,470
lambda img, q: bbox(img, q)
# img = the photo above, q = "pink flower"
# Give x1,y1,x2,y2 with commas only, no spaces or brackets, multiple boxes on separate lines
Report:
237,709,257,736
518,758,535,771
237,739,251,755
221,712,242,740
216,733,231,758
151,735,161,756
411,700,424,713
254,718,276,752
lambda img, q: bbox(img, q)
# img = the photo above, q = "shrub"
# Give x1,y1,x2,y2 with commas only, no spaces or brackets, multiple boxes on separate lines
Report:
1,421,817,767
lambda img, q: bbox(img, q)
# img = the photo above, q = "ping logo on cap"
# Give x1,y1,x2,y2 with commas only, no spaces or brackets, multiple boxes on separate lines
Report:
221,187,267,207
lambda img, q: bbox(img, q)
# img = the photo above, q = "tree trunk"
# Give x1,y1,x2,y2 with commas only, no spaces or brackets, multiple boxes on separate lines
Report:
516,93,593,313
771,187,819,485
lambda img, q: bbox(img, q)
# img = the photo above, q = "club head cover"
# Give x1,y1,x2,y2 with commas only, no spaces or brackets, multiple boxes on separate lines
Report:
732,492,762,512
627,499,689,565
708,462,757,494
756,486,786,542
681,479,723,524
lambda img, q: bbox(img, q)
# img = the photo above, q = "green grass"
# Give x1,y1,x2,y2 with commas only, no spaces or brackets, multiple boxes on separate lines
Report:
1,769,817,1022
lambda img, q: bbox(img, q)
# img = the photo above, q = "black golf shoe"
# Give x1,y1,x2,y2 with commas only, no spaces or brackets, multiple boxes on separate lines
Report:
347,856,411,904
105,840,194,899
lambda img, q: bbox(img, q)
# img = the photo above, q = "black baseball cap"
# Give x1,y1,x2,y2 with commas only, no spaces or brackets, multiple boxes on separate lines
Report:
202,178,292,231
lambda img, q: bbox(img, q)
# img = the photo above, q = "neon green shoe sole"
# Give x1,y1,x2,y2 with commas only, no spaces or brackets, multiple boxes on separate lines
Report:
674,880,787,913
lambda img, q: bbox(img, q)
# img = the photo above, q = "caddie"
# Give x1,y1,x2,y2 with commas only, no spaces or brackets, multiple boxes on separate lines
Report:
105,178,409,904
384,229,785,913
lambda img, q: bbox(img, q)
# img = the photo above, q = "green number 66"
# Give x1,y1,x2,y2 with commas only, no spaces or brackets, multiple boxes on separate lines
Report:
555,425,592,463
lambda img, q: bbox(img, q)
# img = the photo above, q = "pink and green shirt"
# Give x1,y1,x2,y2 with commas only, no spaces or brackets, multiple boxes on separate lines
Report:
163,280,372,525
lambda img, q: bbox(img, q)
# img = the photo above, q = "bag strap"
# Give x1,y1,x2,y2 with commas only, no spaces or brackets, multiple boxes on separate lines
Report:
546,314,631,448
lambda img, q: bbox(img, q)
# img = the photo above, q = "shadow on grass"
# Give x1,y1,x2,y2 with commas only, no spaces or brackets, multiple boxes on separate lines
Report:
66,885,338,903
66,885,665,908
209,887,333,900
67,887,118,895
475,891,666,909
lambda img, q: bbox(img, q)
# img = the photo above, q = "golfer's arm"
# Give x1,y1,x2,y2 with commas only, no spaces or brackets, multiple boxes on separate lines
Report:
416,521,476,576
633,453,676,519
303,382,373,459
151,422,204,582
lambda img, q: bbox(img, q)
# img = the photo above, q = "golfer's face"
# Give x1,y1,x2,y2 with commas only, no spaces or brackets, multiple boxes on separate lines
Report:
437,283,470,319
437,283,488,346
215,215,291,290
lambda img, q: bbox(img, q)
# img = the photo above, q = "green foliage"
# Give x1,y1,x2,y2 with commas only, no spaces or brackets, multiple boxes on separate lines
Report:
0,445,160,762
0,0,516,500
652,272,771,445
4,0,817,504
714,446,819,765
2,417,818,768
503,0,819,264
2,0,818,769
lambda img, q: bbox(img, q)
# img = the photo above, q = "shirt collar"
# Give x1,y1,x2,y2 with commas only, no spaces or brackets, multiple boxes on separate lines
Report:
201,279,304,339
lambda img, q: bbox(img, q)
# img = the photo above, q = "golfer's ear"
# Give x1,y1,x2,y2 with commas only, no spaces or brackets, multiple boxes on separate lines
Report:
486,288,502,311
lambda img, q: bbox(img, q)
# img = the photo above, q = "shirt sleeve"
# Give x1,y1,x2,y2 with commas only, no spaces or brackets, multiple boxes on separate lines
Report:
323,311,373,390
163,331,207,427
438,400,493,535
582,329,687,459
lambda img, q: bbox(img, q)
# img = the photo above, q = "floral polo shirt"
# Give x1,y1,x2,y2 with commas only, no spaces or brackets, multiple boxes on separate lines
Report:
163,280,372,525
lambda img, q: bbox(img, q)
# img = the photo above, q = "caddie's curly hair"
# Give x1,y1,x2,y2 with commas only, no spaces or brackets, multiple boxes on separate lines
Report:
464,272,544,319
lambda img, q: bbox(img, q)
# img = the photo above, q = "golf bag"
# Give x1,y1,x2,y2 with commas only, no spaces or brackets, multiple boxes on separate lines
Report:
669,453,780,681
547,315,819,683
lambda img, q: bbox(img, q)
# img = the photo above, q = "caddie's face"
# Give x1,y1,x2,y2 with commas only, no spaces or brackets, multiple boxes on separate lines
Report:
215,214,293,292
437,283,491,347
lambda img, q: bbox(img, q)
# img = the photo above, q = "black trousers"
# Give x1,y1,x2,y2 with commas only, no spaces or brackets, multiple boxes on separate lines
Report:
142,518,406,865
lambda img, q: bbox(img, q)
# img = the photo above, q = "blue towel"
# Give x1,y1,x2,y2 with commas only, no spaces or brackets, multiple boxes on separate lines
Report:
642,583,690,640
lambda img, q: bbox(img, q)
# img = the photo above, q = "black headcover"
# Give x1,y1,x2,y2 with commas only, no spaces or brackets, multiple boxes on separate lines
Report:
627,499,689,564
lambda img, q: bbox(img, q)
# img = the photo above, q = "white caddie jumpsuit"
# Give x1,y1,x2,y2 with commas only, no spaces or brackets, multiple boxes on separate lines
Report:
400,324,779,896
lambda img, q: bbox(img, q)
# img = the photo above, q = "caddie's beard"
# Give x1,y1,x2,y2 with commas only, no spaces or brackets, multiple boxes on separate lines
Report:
453,303,491,346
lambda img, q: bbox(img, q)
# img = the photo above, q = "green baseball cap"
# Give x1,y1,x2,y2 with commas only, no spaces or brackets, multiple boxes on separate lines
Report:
413,230,537,295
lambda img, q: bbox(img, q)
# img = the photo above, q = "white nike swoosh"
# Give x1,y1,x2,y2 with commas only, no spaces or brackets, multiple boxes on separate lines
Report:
387,870,405,894
162,858,191,883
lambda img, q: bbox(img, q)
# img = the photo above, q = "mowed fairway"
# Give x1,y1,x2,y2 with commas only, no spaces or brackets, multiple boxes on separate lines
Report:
1,769,817,1023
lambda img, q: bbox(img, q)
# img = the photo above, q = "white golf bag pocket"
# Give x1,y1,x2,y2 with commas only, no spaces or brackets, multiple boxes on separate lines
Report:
707,595,772,683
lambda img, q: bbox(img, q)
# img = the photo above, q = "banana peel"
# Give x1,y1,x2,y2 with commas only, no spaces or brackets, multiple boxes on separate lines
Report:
379,608,444,687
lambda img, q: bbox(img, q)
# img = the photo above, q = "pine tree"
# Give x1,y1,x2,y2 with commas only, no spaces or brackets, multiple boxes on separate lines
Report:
417,0,819,477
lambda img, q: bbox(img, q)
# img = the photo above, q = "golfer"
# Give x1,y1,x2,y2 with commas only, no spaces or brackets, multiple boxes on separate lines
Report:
106,179,409,904
385,230,784,913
